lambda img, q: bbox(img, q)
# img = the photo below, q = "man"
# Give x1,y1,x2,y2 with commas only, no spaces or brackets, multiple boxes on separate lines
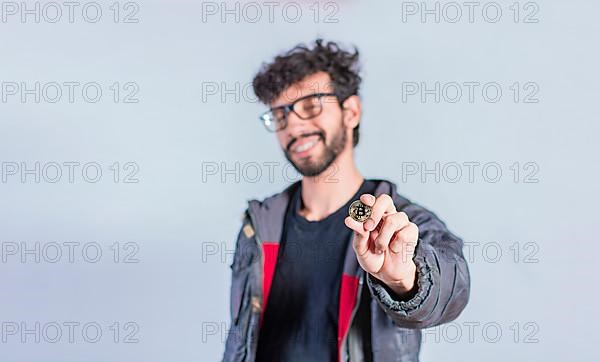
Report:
223,39,470,362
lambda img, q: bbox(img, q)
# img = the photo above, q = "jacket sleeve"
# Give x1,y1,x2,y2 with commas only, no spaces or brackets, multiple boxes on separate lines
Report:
366,202,471,329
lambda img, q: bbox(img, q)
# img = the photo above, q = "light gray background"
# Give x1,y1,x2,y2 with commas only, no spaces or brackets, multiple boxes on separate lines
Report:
1,0,598,361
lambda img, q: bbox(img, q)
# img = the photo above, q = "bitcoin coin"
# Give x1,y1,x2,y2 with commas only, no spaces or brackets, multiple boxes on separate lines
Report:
349,200,371,223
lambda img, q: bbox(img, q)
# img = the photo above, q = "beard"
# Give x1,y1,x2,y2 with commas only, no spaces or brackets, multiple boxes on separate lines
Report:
284,118,348,177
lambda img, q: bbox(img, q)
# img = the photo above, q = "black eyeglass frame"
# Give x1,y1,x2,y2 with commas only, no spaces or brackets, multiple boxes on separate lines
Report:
259,92,340,132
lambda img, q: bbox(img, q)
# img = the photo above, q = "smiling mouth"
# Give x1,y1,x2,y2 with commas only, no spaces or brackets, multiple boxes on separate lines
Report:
293,139,319,153
290,134,322,156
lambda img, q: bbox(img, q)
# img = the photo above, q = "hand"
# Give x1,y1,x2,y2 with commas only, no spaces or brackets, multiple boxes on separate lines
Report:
344,193,419,296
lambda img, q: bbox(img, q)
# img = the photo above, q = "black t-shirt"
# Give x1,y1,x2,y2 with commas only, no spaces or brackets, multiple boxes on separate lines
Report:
256,179,377,362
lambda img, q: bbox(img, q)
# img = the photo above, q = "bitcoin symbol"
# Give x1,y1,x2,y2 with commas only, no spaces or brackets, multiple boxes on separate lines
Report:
349,200,371,223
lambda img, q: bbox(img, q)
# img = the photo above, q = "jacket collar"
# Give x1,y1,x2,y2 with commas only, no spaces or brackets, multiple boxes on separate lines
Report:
247,178,397,250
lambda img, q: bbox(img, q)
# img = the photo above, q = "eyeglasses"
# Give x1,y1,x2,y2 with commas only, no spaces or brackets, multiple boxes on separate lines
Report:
259,92,338,132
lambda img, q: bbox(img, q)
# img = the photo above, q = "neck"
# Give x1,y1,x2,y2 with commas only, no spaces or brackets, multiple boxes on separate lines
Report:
298,151,364,222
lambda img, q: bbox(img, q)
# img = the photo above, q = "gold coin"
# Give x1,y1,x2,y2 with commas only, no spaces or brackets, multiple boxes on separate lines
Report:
349,200,371,223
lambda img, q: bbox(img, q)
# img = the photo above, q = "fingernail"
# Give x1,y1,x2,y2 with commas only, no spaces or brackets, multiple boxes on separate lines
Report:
365,218,374,231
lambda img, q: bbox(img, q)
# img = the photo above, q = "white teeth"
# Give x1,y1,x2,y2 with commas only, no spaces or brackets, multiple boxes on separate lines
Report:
294,140,317,153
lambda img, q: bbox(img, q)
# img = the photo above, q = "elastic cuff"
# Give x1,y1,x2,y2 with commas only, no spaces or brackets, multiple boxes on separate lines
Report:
367,250,434,316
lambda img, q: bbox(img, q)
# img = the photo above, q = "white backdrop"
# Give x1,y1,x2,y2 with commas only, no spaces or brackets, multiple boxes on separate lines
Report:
1,0,599,361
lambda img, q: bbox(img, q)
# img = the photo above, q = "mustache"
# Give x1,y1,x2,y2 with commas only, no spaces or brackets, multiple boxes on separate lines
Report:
287,131,324,152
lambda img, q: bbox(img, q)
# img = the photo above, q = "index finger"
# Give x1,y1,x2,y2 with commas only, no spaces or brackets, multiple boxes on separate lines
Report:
360,193,396,231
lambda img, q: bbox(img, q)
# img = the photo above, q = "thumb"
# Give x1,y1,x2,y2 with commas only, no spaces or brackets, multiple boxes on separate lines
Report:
344,216,370,256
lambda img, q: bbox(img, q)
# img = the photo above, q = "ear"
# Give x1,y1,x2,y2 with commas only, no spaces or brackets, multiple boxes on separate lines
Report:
341,95,361,129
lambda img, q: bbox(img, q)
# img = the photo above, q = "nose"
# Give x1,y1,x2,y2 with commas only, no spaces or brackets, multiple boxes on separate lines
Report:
285,108,306,129
284,111,311,145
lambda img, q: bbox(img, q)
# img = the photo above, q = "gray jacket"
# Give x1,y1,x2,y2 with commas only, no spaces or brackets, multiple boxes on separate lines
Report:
223,179,470,361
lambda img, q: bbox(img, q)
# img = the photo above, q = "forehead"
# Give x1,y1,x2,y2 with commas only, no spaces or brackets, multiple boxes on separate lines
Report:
271,71,334,107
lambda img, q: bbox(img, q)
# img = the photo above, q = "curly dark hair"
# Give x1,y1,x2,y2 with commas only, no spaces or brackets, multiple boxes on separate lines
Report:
252,38,362,147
